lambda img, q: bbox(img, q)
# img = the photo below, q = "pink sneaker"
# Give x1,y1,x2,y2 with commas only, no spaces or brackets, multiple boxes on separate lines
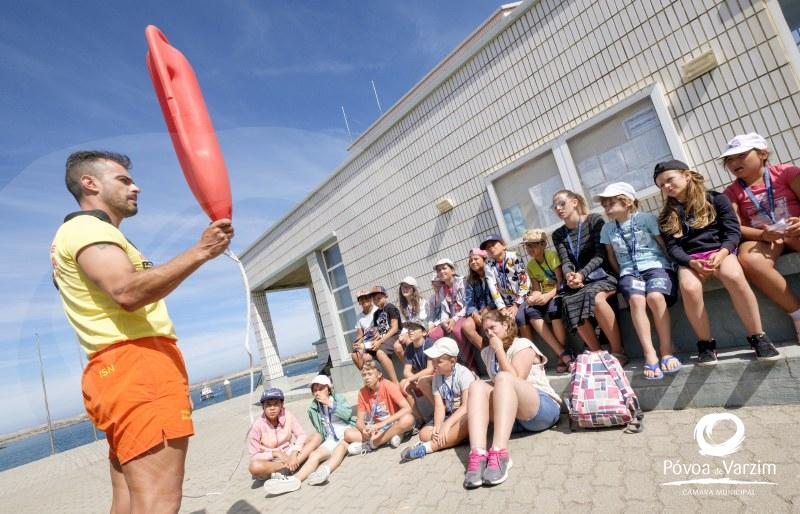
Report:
483,447,512,485
463,449,487,489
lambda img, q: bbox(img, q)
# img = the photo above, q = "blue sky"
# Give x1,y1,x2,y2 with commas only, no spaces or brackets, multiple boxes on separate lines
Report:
0,1,499,434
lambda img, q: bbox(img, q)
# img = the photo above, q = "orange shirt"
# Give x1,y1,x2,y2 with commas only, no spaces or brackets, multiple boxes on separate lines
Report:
357,379,405,423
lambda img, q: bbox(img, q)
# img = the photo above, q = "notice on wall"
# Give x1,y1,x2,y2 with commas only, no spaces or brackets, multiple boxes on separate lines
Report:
502,204,526,240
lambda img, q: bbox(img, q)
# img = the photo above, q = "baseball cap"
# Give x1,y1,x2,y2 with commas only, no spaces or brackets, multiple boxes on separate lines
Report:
591,182,637,203
310,375,332,388
521,229,547,244
719,133,768,159
424,337,460,358
430,274,444,284
402,319,427,331
370,285,388,296
260,387,284,403
355,289,373,301
400,276,418,288
433,258,455,270
653,159,690,183
479,234,504,250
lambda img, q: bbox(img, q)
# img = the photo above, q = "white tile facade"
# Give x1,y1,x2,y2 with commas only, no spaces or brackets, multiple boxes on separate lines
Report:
242,0,800,370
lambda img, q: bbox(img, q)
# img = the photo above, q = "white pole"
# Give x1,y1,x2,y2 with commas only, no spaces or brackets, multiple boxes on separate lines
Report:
35,334,56,455
341,105,353,142
371,80,383,114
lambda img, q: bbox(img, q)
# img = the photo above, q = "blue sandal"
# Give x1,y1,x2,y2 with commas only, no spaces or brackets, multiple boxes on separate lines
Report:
660,356,682,375
643,362,664,380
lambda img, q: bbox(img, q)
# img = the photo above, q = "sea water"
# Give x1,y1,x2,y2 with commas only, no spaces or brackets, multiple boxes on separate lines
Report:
0,359,322,472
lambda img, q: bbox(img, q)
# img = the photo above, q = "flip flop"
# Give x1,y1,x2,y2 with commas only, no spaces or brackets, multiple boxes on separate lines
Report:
556,350,574,373
660,356,682,375
643,362,664,380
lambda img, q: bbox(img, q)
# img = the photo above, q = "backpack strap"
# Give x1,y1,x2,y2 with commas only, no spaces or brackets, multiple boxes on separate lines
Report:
599,352,644,433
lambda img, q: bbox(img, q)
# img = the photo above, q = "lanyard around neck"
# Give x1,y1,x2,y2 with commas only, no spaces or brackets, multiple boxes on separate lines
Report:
737,166,775,223
615,215,640,276
566,217,584,261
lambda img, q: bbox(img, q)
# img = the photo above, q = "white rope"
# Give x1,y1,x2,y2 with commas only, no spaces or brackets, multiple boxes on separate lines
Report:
224,248,256,425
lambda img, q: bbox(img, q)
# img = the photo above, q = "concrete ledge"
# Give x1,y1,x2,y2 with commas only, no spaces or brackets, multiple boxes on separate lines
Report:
549,342,800,412
701,250,800,292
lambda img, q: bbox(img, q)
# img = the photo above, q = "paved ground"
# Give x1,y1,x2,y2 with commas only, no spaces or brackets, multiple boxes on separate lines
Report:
1,392,798,513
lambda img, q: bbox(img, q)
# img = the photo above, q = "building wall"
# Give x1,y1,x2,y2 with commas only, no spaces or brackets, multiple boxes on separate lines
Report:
243,0,800,341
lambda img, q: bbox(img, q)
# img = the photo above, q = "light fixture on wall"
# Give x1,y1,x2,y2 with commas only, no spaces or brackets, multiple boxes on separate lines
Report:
681,49,719,82
435,197,455,214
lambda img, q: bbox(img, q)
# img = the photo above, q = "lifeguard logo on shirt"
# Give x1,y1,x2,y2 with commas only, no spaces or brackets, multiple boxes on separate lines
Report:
139,252,154,269
50,245,61,285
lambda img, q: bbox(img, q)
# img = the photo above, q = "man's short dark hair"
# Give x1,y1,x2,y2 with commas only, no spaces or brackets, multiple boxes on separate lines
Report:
65,150,131,203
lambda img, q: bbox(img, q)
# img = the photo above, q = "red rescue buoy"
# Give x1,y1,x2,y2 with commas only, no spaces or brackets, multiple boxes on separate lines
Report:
145,25,232,221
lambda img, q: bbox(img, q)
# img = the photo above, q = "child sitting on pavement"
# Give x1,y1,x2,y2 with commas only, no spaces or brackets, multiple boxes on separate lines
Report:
261,377,361,494
348,360,415,455
399,319,435,426
248,388,322,492
400,337,476,462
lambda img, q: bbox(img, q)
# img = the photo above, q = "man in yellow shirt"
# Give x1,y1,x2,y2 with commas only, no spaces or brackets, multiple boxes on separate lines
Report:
51,150,233,514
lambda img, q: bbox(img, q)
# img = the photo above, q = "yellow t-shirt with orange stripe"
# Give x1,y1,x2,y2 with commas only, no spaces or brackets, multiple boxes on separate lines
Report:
51,215,176,356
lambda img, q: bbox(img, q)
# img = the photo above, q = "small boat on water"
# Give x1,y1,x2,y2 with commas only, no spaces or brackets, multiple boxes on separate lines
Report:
200,384,215,401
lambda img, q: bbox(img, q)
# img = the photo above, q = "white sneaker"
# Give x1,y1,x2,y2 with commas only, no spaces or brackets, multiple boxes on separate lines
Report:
263,475,301,496
347,441,374,456
270,471,285,480
307,464,331,485
390,434,402,448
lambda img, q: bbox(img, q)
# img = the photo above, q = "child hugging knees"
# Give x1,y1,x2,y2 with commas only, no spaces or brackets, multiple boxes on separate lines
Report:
348,360,415,455
400,337,476,462
248,388,322,493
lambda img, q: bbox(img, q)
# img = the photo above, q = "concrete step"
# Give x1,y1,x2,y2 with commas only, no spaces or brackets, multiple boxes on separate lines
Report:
550,341,800,411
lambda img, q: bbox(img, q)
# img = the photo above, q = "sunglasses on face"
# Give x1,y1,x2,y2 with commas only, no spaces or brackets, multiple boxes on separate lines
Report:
551,200,568,210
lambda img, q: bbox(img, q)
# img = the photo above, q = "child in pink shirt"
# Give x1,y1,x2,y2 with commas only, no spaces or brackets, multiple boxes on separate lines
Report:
248,388,322,488
722,133,800,342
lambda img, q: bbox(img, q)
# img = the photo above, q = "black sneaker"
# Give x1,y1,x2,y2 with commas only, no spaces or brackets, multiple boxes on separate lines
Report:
747,333,780,361
696,339,718,367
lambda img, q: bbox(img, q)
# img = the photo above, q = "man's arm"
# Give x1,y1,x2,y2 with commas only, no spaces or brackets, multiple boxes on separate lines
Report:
77,219,233,311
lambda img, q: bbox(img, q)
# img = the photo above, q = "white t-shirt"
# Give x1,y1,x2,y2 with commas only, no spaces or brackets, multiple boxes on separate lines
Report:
355,306,377,340
400,298,428,334
432,363,476,415
481,337,561,404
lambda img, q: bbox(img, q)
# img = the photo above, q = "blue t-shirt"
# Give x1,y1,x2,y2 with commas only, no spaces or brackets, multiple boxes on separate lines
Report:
600,212,672,277
404,338,433,372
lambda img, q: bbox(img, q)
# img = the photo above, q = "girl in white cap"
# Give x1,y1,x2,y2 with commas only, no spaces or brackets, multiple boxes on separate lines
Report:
594,182,679,379
721,133,800,343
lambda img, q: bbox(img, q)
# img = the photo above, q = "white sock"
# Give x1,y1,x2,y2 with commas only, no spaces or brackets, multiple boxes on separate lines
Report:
789,308,800,321
422,442,433,453
474,447,487,455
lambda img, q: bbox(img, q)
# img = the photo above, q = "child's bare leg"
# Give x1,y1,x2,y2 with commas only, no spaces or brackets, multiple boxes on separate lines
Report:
293,432,322,470
432,417,469,451
375,350,399,383
461,316,484,349
594,291,623,354
647,292,675,368
294,446,330,481
351,351,363,369
371,414,414,447
467,380,493,450
739,240,800,312
716,254,763,335
490,371,541,450
678,267,712,340
249,459,287,479
529,318,565,355
576,322,602,351
628,295,658,377
324,441,349,473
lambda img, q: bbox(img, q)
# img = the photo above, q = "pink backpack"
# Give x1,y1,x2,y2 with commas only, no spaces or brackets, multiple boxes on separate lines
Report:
565,350,644,433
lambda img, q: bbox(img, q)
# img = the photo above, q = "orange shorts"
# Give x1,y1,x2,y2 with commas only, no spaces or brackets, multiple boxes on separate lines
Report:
82,336,194,464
